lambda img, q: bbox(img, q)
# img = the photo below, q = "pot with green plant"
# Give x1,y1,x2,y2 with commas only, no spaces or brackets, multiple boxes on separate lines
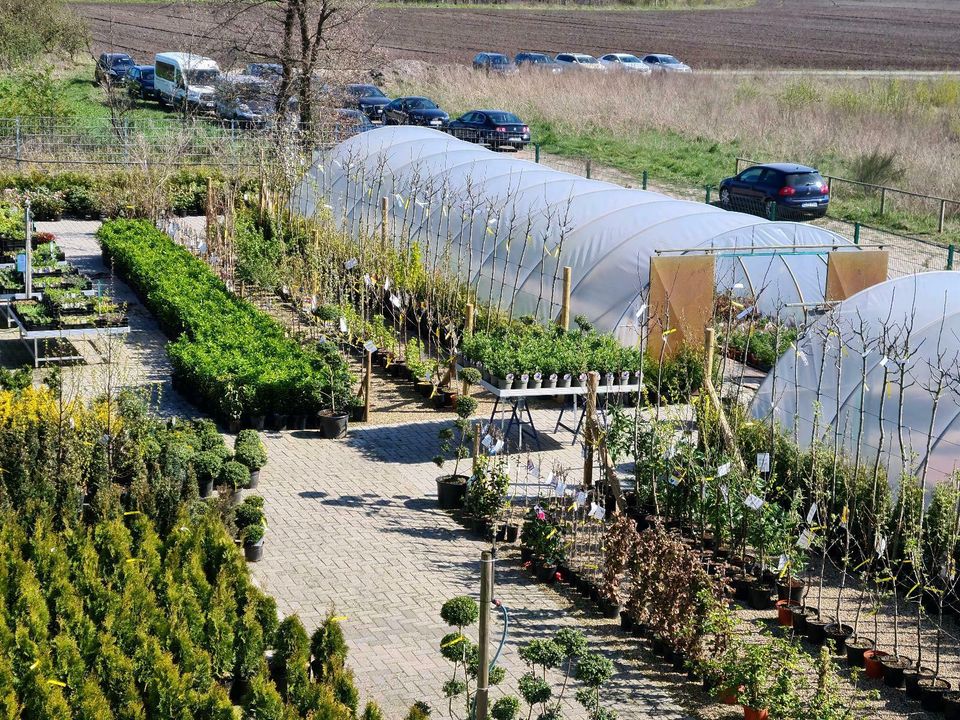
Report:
736,636,803,720
434,389,479,510
193,449,224,498
464,455,510,540
219,460,249,505
234,429,268,488
234,495,266,562
521,506,565,584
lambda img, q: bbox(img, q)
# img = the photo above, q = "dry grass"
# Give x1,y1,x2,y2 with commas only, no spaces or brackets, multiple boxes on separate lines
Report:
382,61,960,203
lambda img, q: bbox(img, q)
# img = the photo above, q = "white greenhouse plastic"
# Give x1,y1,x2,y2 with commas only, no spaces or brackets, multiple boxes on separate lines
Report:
293,126,861,340
751,272,960,487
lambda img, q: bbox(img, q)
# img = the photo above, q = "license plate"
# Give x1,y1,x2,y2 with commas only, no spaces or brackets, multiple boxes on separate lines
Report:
801,202,818,208
430,119,442,125
509,137,521,142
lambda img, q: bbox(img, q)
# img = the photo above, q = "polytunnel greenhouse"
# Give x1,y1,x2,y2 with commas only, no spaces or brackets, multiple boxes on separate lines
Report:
751,272,960,487
293,126,865,340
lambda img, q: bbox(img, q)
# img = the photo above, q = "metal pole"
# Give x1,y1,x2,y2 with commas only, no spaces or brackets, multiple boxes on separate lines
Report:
24,200,32,299
939,199,947,234
475,551,494,720
363,349,372,421
853,222,860,245
585,159,591,179
534,144,540,164
879,186,886,215
15,118,22,168
642,170,648,190
948,244,955,271
704,185,713,205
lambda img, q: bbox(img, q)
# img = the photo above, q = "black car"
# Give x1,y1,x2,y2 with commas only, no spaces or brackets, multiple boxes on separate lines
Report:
125,65,157,101
95,53,135,85
514,52,564,73
472,52,517,75
334,108,374,141
345,84,390,122
382,97,448,128
447,110,530,149
719,163,830,219
245,63,283,80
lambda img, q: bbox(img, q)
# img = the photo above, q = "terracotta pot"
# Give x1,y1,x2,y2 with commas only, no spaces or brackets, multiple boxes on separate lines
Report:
863,649,888,679
879,654,911,688
776,599,799,626
743,708,768,720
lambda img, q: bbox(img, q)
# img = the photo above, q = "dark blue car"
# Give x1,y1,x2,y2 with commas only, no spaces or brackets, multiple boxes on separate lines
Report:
125,65,157,101
719,163,830,219
95,53,135,85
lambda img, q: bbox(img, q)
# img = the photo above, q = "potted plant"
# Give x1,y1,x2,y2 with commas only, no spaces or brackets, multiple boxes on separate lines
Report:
235,429,268,488
219,460,249,505
234,495,266,562
193,449,224,498
599,513,637,620
521,506,565,584
464,455,509,540
318,365,349,439
433,391,479,510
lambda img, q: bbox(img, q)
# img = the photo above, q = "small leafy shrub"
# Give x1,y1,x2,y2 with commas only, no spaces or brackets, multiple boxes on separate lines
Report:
848,149,905,188
220,460,250,492
235,429,268,470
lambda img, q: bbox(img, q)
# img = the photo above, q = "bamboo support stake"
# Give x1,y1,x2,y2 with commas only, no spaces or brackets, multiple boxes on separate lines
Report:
380,196,389,250
363,349,373,422
559,266,572,331
703,327,744,471
472,424,482,474
205,177,214,253
583,370,599,488
465,302,475,335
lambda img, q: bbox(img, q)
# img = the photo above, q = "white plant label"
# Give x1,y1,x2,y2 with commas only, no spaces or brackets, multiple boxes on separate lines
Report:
364,273,372,287
668,475,681,487
521,373,529,382
545,471,555,487
776,554,788,572
716,462,731,478
339,317,348,333
588,503,605,520
575,491,587,508
797,349,808,367
666,443,677,459
491,439,504,455
384,277,391,291
806,502,818,524
635,303,647,318
390,294,401,307
527,460,539,478
481,434,493,449
757,453,770,473
879,356,889,367
318,335,328,345
735,306,755,321
534,372,542,381
797,529,814,550
363,340,377,354
720,484,729,502
344,258,358,270
554,480,566,497
875,534,887,558
744,494,764,511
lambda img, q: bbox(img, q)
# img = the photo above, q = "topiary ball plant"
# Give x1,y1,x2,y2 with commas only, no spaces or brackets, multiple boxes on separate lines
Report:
440,595,479,629
491,695,520,720
220,460,250,493
235,429,268,470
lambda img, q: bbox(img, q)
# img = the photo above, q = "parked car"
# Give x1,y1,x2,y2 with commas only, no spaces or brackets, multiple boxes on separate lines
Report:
514,52,564,73
599,53,651,74
447,110,530,149
554,53,605,71
215,76,276,126
640,54,692,73
125,65,157,100
344,84,390,122
95,53,135,85
382,96,449,127
472,52,518,75
334,108,375,140
245,63,283,80
154,52,221,111
719,163,830,219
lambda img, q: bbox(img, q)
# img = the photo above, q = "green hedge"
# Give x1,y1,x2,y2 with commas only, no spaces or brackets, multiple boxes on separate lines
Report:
98,219,352,420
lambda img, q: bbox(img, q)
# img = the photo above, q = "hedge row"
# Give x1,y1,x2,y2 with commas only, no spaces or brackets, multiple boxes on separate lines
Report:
98,220,352,421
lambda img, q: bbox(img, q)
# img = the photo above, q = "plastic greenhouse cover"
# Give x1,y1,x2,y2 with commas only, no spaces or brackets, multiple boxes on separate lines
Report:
293,126,861,341
750,272,960,488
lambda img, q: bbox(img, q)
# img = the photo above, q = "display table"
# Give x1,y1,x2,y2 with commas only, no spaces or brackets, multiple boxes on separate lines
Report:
4,303,130,367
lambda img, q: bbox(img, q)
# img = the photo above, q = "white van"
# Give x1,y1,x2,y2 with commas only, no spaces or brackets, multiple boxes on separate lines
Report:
154,52,221,111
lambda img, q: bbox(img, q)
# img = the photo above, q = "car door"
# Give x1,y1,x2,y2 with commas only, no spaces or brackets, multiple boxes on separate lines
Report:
450,112,471,140
463,112,482,141
384,99,400,124
644,56,661,71
730,167,765,203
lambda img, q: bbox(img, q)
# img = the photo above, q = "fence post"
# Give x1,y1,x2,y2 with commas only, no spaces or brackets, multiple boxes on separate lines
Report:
534,144,540,163
583,371,600,489
948,245,955,271
939,199,947,234
879,186,886,215
642,170,648,190
585,159,591,179
704,185,713,205
853,222,860,245
767,202,777,221
15,118,21,168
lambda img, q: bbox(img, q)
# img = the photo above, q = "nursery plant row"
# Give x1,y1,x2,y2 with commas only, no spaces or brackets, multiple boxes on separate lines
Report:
97,220,353,425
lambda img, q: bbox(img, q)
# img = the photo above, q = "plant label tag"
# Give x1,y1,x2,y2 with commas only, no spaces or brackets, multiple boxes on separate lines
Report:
668,475,680,486
716,462,730,478
635,303,647,318
339,317,348,333
744,494,764,511
806,503,818,524
491,439,504,455
735,305,755,321
363,340,377,354
318,335,328,345
344,258,358,270
875,534,887,558
621,371,630,382
879,356,889,367
796,349,808,367
550,373,558,382
364,273,372,287
797,529,814,550
505,373,514,382
666,443,677,459
756,453,770,473
16,253,26,273
554,480,566,497
575,491,587,508
390,294,401,307
481,434,493,449
521,373,529,382
776,554,788,572
563,373,572,382
720,484,729,501
588,503,605,520
384,277,391,291
527,460,539,478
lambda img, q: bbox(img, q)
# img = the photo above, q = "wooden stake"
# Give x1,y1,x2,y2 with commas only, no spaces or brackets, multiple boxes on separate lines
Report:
583,370,599,488
559,266,572,331
363,349,373,422
465,302,475,335
702,326,744,471
205,177,214,252
472,423,482,474
380,196,389,250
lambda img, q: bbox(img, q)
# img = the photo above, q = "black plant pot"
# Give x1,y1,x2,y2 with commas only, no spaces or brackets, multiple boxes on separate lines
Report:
823,623,853,653
291,415,309,431
632,622,648,638
601,600,620,620
230,676,252,704
244,539,264,562
559,566,576,585
505,525,519,543
790,606,816,636
520,546,533,563
844,636,874,667
805,615,832,646
535,562,558,584
651,635,669,657
748,581,773,610
268,413,288,431
349,405,365,423
199,477,214,499
905,667,935,699
436,475,468,509
670,649,687,672
620,611,634,632
919,677,951,712
732,574,753,602
881,655,911,688
776,578,805,603
247,469,260,489
941,691,960,719
319,411,348,439
249,415,266,430
580,580,595,599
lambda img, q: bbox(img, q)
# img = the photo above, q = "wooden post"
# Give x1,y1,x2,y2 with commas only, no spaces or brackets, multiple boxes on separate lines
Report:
559,266,572,331
205,177,214,251
465,302,475,335
940,199,947,234
704,326,716,389
472,423,482,473
475,550,494,720
582,370,599,488
879,186,886,215
702,326,745,472
363,350,373,422
380,196,389,250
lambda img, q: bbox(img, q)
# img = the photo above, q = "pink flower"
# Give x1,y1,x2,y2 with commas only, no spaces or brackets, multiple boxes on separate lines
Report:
536,510,546,521
554,572,562,582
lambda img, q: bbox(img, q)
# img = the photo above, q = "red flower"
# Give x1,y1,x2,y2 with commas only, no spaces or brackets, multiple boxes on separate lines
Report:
554,572,562,582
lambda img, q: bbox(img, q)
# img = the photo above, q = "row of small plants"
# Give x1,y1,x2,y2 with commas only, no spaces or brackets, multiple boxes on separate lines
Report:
98,219,353,426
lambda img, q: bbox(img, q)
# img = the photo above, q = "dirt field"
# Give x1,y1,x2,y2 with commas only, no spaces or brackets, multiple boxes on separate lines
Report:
76,0,960,70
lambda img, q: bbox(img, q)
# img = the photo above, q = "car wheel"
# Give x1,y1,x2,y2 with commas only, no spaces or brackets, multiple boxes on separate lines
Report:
719,188,731,209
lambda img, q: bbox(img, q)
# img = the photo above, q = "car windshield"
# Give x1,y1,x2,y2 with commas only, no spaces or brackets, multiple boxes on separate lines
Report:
407,98,437,110
142,69,154,79
785,172,825,187
660,56,681,64
487,112,521,124
351,85,385,98
621,56,642,63
490,56,510,65
185,69,219,85
576,55,599,64
112,56,133,67
527,54,548,63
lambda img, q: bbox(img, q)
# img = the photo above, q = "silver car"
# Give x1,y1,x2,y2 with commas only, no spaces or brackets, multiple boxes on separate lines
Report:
599,53,652,74
554,53,606,71
640,54,692,73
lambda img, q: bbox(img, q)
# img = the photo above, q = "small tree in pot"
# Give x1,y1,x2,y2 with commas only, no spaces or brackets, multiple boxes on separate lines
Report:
464,455,509,540
234,430,267,488
234,495,266,562
434,391,479,510
574,653,616,720
219,460,249,505
600,513,637,619
521,506,565,582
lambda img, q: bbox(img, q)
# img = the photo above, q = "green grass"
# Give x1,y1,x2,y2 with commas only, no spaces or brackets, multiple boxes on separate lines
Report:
57,64,170,122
